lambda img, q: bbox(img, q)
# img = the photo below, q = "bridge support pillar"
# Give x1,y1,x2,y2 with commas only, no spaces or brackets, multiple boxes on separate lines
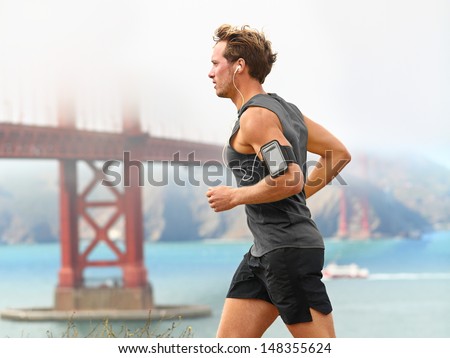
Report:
54,158,154,311
57,159,83,288
54,99,153,311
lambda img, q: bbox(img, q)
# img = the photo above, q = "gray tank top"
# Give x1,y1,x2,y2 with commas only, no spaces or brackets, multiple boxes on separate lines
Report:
226,93,324,257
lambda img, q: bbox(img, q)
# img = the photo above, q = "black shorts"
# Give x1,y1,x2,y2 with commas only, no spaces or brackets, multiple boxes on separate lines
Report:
226,247,332,325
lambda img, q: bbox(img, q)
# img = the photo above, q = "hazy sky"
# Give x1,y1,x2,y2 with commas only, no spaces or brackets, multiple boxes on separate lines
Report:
1,0,449,168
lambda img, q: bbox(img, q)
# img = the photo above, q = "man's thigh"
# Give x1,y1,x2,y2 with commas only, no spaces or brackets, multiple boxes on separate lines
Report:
216,298,279,338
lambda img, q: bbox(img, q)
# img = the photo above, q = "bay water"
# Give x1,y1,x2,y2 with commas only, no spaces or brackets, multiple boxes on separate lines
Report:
0,231,449,338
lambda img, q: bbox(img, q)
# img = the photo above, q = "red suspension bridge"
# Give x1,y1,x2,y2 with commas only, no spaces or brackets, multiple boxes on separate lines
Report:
0,92,222,319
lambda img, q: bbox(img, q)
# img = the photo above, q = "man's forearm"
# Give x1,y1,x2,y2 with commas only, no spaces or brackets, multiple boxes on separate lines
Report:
207,164,304,212
233,164,304,206
304,150,351,198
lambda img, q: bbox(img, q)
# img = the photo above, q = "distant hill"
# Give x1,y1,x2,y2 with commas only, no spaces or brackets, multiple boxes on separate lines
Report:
0,153,448,244
307,178,431,239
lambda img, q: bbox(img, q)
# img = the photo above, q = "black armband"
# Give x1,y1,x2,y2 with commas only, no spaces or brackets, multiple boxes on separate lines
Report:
280,145,297,163
260,140,298,178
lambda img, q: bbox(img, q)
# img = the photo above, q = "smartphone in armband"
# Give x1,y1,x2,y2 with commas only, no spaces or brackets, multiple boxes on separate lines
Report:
260,139,289,178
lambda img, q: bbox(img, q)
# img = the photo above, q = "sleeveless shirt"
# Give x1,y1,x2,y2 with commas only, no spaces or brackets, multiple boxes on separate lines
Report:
226,93,324,257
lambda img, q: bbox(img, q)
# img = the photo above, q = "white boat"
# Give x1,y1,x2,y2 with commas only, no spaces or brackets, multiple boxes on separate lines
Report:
322,262,369,279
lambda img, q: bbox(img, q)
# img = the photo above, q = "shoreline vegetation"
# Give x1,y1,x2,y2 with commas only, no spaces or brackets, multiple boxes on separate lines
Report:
45,316,194,338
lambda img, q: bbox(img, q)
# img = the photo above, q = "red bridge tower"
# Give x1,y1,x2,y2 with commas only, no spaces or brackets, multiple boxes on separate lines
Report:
56,99,153,310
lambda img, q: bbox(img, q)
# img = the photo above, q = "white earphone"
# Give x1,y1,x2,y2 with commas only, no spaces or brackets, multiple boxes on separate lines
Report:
233,62,245,109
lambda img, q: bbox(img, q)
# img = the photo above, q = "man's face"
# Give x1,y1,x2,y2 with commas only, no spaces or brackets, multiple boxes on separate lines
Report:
208,41,234,98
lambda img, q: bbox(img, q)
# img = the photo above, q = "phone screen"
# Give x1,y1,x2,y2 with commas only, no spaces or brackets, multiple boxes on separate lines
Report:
261,141,288,177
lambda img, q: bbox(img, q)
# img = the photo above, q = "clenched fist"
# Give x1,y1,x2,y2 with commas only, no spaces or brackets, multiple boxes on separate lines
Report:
206,186,238,212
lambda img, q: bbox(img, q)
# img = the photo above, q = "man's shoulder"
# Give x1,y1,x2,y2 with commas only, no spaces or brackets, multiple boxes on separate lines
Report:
240,105,279,129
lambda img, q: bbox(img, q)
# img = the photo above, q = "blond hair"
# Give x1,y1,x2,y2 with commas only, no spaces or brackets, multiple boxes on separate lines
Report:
213,24,277,84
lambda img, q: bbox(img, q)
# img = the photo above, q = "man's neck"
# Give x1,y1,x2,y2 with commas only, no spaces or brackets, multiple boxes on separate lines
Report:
232,82,266,111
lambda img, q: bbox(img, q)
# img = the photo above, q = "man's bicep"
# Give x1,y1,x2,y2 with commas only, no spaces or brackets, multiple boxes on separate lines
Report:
240,107,291,157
